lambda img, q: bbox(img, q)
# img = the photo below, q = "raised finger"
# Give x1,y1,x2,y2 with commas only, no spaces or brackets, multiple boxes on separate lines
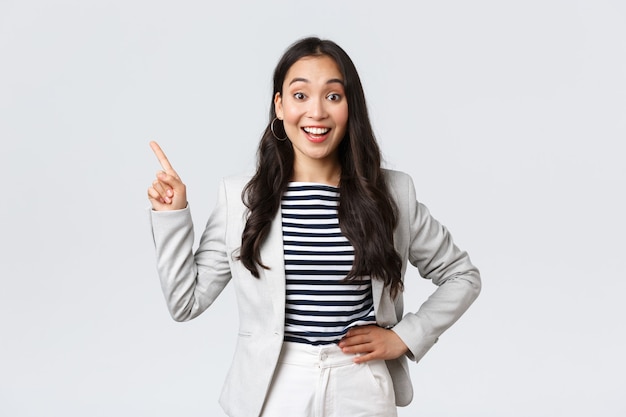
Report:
150,141,178,177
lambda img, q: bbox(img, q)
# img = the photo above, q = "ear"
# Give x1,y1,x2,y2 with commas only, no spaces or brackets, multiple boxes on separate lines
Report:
274,92,284,120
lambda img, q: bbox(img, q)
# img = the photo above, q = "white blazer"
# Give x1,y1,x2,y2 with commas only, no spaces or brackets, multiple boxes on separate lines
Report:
149,169,481,417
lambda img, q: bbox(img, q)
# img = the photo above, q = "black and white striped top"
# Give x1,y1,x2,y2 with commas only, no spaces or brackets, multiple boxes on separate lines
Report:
282,182,377,345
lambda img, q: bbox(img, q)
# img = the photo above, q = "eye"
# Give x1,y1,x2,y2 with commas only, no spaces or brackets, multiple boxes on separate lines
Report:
327,93,342,101
293,92,306,100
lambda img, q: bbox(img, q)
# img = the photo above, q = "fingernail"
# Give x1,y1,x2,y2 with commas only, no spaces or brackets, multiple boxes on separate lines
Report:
166,189,173,197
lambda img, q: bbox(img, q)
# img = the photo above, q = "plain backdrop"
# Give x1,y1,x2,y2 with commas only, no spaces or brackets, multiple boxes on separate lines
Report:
1,1,625,416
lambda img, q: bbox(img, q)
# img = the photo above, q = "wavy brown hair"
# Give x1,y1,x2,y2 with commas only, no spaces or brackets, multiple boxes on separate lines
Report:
239,37,403,297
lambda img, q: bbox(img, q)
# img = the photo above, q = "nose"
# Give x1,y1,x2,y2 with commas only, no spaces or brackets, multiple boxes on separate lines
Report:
308,97,328,120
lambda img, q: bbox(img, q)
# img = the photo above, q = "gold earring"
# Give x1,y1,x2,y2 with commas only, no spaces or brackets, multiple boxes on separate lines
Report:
270,117,288,141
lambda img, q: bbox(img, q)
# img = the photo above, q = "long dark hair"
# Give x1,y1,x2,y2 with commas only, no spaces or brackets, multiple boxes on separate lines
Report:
239,37,403,297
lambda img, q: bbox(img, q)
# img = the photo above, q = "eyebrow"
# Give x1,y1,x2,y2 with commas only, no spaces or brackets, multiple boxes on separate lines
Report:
288,77,344,86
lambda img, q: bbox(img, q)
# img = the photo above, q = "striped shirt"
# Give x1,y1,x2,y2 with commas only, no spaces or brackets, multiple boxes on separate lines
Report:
281,182,377,345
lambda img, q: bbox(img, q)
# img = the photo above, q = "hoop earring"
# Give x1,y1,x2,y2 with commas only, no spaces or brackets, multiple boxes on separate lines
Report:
270,117,288,141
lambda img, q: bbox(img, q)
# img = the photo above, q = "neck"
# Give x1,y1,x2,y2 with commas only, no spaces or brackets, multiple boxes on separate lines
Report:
292,160,341,186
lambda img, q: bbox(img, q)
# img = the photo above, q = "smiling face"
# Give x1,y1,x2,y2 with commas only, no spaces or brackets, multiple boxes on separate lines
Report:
274,55,348,182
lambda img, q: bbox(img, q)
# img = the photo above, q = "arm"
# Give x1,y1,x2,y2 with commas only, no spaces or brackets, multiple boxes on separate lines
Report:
148,142,232,322
340,173,481,363
391,175,482,362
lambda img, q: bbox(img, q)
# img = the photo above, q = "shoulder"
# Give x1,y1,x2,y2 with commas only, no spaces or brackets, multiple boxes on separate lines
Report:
382,168,414,191
381,168,419,212
212,172,253,209
222,172,253,191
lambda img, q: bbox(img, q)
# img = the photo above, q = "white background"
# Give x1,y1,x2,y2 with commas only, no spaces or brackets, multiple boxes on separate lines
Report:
1,1,625,416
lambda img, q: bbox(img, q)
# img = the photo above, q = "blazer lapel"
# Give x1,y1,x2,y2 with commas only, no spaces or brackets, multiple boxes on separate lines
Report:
260,208,286,328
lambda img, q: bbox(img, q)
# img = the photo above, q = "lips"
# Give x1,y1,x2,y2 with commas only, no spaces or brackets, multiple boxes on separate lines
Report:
302,126,331,143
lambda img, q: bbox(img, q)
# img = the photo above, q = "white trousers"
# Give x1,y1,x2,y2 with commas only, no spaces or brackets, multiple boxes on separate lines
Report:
260,342,397,417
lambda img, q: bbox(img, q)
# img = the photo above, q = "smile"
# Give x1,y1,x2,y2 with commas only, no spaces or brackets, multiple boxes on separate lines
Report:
303,127,331,135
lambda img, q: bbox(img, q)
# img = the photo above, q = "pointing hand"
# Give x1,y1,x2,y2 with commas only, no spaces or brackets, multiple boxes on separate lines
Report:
147,141,188,211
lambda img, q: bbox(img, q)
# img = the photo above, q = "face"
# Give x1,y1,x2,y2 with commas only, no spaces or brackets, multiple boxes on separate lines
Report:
274,55,348,171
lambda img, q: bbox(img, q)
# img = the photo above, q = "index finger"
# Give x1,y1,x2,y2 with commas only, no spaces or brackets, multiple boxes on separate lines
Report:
149,141,177,174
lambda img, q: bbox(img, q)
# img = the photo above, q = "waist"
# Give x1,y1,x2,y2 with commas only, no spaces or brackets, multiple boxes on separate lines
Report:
278,341,364,368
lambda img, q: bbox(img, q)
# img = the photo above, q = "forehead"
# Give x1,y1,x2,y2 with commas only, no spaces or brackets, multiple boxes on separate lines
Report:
284,55,343,85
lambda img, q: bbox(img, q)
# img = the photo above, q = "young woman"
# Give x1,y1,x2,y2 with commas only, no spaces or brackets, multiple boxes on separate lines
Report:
147,37,481,417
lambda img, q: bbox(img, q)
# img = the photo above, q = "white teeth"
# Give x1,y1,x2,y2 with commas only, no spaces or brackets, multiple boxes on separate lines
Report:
303,127,330,135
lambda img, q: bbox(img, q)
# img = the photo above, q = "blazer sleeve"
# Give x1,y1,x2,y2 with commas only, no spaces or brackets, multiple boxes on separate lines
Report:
391,174,481,362
149,178,232,322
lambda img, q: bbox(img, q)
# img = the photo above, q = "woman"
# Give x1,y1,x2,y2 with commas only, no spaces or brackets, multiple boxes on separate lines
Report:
148,37,481,417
